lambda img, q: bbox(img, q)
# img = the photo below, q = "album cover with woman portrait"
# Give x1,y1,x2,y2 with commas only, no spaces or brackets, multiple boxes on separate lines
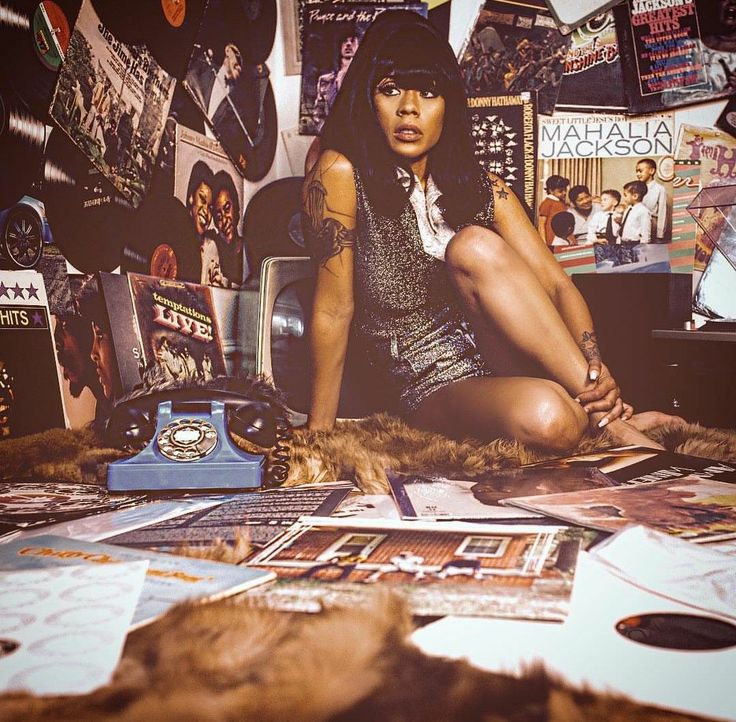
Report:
299,2,428,135
0,271,67,439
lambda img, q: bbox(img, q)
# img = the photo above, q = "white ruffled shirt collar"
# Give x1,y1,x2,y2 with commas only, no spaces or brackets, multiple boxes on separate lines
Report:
396,167,455,262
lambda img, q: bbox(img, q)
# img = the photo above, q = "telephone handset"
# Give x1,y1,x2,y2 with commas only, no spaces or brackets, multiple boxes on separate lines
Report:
105,387,291,492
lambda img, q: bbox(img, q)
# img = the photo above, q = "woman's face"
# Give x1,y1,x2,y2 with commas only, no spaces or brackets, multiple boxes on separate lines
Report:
373,76,445,173
90,321,115,401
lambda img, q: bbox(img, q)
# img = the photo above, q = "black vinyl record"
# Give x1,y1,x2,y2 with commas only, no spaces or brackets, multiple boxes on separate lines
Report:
242,176,306,276
0,0,81,124
122,191,201,283
241,73,277,182
223,0,276,65
140,0,207,80
0,77,46,207
41,127,130,272
92,0,147,45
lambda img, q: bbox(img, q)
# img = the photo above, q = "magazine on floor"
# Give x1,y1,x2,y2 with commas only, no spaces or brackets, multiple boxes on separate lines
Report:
386,468,620,521
526,445,736,486
502,476,736,543
102,484,353,553
0,534,275,628
247,517,584,620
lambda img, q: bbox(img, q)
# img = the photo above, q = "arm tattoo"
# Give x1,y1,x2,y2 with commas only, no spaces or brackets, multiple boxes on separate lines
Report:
579,330,601,362
489,176,509,200
302,178,355,267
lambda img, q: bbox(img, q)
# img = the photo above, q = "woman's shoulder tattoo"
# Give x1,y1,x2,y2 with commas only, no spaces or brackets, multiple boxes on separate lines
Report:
302,176,355,267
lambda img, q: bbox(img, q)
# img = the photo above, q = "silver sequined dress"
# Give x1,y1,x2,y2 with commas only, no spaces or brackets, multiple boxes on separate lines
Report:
353,170,495,412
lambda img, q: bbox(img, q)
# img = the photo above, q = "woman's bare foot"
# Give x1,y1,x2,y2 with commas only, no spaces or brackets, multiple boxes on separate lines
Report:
627,411,687,433
605,418,665,450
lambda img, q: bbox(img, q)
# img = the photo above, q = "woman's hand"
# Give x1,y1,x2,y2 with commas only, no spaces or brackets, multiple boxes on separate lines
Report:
575,362,626,427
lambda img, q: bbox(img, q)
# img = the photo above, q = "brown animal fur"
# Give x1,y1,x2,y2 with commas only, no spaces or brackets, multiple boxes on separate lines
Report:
0,592,705,722
1,415,735,494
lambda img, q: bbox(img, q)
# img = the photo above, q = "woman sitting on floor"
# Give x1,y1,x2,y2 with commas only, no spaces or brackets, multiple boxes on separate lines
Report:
302,12,665,452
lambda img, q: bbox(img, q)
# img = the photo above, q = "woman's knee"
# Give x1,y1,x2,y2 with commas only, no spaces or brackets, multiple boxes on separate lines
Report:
445,225,509,277
518,382,587,452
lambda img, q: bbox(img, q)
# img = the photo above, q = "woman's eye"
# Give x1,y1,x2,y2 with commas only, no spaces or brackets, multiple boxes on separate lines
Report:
420,89,438,98
377,82,400,96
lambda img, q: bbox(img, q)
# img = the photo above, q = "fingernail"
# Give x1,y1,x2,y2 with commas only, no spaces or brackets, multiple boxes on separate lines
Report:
589,370,599,381
574,397,581,404
597,417,609,428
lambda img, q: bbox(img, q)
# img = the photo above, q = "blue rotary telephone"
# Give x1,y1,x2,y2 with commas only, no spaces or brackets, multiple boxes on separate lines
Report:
105,387,291,493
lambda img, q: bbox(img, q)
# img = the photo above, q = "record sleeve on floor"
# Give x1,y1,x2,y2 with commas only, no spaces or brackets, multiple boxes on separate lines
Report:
0,0,81,124
41,128,129,272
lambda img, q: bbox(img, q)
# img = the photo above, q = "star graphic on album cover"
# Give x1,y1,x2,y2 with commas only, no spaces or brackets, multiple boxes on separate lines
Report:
0,282,7,298
26,283,39,300
31,311,44,326
11,283,24,299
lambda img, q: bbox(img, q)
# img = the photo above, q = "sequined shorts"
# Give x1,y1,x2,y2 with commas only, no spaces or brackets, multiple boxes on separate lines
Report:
368,316,492,413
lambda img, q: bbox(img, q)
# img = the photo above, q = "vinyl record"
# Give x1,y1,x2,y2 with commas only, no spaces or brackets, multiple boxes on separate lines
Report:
0,477,145,531
0,0,81,123
241,73,277,182
0,78,46,207
122,191,201,282
92,0,147,45
141,0,207,80
223,0,276,65
242,176,306,276
616,613,736,651
41,127,131,272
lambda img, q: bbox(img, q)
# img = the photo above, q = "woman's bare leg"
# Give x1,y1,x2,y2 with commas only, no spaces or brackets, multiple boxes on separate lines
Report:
409,376,588,453
443,226,663,450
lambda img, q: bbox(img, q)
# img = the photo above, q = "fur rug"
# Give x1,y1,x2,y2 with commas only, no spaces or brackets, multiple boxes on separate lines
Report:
0,591,705,722
1,414,735,494
0,417,731,720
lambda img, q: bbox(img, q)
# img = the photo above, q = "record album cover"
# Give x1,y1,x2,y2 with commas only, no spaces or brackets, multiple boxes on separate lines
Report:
468,91,538,219
613,0,736,115
459,1,571,116
127,273,227,387
248,517,583,620
182,0,278,181
0,270,66,438
299,2,428,135
555,10,627,113
49,0,176,208
538,112,676,272
503,476,736,543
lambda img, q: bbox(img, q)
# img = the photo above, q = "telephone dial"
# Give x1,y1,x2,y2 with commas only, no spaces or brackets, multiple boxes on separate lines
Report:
105,387,291,493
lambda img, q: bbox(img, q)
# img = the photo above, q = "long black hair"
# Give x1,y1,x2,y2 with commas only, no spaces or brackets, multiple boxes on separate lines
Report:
320,11,488,225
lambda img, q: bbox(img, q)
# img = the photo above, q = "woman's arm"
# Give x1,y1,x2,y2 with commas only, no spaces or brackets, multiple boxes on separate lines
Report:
488,174,626,421
302,150,357,430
